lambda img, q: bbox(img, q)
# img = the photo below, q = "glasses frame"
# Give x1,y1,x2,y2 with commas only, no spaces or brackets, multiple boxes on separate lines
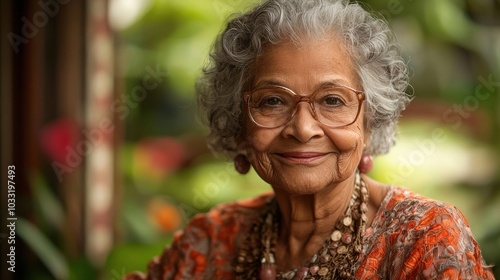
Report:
243,84,365,129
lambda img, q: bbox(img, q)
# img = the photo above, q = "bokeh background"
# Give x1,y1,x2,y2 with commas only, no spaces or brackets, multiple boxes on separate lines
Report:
1,0,499,279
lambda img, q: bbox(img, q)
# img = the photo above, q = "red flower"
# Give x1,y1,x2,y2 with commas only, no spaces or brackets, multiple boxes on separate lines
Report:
133,137,186,181
40,118,79,163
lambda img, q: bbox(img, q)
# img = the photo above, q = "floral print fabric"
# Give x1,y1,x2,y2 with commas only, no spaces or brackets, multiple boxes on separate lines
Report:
124,187,494,280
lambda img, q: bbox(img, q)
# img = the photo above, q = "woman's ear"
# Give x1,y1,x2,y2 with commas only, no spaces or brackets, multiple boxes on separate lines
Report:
358,153,373,174
234,154,250,174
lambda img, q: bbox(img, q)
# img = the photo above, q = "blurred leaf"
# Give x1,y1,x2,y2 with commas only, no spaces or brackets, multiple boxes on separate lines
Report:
123,202,161,242
68,257,97,280
31,173,64,229
104,241,171,280
428,0,473,44
17,218,69,280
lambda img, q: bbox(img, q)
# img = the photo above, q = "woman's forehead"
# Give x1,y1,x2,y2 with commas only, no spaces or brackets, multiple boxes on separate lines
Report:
251,37,359,90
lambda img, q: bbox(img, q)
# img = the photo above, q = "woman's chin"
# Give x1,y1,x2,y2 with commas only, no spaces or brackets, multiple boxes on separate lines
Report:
270,173,337,196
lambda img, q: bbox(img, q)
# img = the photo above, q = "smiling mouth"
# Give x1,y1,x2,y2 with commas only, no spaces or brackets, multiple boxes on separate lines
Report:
276,152,329,164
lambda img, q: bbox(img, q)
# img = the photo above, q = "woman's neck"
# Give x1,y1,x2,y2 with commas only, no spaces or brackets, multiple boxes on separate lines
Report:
272,173,356,268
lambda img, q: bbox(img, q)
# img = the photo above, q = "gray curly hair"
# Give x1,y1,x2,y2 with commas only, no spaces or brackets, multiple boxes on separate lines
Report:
197,0,412,158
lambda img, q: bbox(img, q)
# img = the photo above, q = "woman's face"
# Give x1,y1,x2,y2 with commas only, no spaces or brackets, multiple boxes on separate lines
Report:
242,36,367,195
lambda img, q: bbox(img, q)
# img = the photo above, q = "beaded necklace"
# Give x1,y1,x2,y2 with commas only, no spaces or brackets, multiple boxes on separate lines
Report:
235,173,368,280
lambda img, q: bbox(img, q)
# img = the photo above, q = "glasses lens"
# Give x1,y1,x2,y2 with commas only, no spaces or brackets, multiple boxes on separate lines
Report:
248,88,295,127
314,87,360,127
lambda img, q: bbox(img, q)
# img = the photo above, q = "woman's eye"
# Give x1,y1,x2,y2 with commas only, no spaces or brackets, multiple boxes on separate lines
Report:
261,96,284,106
323,96,344,106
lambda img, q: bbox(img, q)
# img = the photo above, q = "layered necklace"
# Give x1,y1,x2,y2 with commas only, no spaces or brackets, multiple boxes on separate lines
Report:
235,173,368,280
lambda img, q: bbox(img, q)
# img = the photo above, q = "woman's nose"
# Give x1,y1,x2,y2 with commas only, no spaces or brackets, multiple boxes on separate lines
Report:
281,102,324,142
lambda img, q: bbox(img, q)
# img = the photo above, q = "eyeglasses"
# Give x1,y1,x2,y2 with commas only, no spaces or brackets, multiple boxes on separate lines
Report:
244,84,365,128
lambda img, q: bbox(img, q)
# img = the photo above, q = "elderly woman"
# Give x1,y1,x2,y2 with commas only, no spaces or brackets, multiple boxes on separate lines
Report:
125,0,494,279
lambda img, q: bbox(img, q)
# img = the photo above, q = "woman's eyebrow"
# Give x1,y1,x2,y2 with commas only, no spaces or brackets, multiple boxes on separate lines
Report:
253,79,286,88
317,79,349,87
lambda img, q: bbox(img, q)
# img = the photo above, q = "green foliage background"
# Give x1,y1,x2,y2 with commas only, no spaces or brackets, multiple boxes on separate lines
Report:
109,0,500,278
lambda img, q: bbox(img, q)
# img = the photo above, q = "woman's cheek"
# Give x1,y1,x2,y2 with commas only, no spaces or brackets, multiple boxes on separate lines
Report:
326,124,364,151
243,128,271,170
327,126,364,172
244,126,276,153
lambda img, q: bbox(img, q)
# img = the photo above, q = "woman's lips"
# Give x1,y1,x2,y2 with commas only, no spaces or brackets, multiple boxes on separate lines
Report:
276,152,328,163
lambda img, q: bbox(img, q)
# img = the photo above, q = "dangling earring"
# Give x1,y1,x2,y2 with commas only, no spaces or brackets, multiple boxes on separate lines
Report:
234,154,250,174
358,153,373,174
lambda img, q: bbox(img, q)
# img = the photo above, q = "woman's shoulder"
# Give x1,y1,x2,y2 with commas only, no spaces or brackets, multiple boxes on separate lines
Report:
123,193,273,280
381,186,466,222
176,191,274,252
359,186,495,279
371,186,476,238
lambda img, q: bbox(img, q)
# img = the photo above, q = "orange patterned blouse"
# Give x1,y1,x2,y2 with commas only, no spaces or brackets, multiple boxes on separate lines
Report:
125,187,494,279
